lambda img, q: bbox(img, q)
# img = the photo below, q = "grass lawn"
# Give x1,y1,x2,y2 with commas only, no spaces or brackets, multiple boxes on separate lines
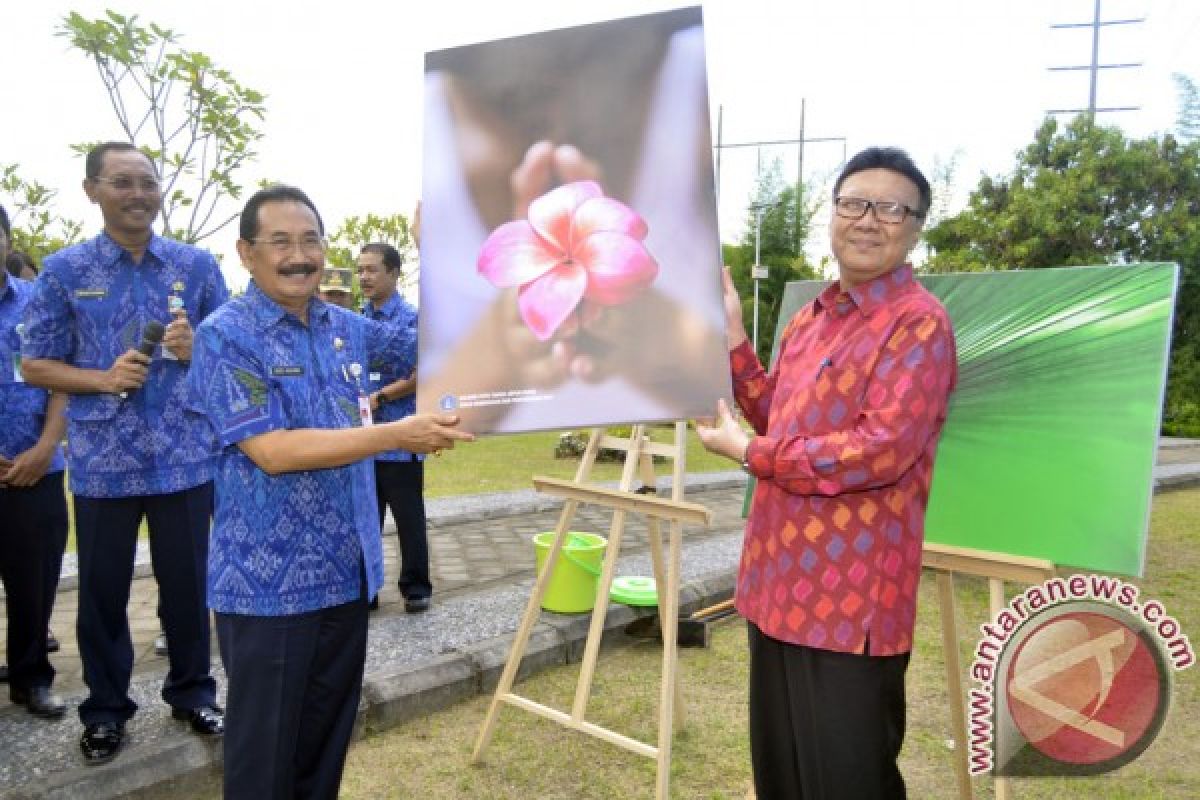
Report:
423,426,737,497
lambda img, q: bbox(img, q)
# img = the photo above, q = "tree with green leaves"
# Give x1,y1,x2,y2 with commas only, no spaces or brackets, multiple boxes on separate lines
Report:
724,158,821,364
0,164,84,264
925,115,1200,435
58,10,266,244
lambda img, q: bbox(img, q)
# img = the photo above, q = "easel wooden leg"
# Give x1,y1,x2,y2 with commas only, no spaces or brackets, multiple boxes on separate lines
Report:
639,451,686,732
937,570,975,800
989,578,1011,800
654,520,683,800
473,502,579,762
571,426,645,720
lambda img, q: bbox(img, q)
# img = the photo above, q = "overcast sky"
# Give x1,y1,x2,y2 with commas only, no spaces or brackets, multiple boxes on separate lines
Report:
4,0,1198,289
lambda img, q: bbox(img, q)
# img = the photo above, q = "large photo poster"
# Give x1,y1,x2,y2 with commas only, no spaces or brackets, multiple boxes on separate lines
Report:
418,6,730,434
772,264,1180,576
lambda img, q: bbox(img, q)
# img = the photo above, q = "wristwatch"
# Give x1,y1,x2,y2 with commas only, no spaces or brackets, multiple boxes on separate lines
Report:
740,441,751,473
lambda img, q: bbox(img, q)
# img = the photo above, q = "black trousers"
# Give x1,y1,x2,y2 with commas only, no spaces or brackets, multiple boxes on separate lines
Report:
747,622,910,800
216,597,369,800
0,471,68,691
74,483,217,724
374,460,431,599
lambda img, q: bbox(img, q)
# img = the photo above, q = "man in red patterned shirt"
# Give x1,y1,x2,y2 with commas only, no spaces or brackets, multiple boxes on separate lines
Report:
697,147,957,799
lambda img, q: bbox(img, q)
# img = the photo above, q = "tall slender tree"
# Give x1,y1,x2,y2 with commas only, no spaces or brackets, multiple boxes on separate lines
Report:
59,10,266,243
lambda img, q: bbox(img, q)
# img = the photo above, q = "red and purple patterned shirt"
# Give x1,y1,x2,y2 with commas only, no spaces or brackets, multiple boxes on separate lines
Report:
733,264,956,656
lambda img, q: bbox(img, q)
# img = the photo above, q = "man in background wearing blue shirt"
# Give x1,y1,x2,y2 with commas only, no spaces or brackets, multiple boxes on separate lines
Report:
358,242,432,613
21,142,228,765
0,204,68,719
187,185,472,799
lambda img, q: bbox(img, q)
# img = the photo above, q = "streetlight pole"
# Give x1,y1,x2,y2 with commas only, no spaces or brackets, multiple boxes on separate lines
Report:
748,201,780,353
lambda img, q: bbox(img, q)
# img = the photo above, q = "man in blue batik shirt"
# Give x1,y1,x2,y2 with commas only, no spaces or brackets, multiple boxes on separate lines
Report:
0,204,68,720
21,142,228,765
187,185,472,800
358,242,432,613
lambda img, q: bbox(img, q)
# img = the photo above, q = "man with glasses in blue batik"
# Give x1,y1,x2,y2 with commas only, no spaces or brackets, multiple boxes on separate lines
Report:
187,185,472,799
21,142,228,765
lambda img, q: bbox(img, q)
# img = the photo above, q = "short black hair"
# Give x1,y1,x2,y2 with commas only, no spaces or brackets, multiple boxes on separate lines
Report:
239,185,325,241
0,203,10,240
832,147,931,218
361,242,403,273
85,141,153,180
7,251,36,278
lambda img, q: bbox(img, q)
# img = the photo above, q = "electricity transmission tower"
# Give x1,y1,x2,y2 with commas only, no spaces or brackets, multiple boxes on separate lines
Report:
1047,0,1144,118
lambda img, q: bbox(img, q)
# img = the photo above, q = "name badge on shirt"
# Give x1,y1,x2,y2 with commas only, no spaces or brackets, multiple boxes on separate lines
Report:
271,365,304,377
74,289,107,299
369,371,382,383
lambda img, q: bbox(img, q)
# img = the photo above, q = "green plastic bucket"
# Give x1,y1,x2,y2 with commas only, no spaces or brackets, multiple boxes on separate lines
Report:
533,531,606,613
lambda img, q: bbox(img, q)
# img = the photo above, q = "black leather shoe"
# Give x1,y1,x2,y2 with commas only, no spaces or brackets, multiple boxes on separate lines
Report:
368,595,380,611
172,704,224,735
81,722,125,765
11,686,67,719
404,595,431,613
46,630,60,653
0,665,7,682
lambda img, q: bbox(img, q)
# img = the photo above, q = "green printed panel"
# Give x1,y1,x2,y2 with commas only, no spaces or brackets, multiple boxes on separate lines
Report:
771,264,1178,576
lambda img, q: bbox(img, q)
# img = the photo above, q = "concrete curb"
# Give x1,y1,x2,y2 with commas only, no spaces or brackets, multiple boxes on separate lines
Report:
2,569,737,800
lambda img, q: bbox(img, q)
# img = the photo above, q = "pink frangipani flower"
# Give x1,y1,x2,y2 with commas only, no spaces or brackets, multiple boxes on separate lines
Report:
477,180,658,340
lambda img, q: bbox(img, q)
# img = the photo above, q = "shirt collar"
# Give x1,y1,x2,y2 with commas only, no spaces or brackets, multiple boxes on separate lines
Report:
246,280,330,331
96,230,167,267
364,290,402,317
815,263,914,317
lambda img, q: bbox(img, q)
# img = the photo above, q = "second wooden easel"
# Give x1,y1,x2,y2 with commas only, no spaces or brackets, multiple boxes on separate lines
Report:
471,422,712,800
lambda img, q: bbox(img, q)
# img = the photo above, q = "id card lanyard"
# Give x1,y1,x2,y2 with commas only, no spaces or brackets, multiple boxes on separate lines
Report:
335,335,373,427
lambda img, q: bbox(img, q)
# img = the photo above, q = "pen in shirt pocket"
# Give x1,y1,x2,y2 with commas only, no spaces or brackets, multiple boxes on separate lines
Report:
815,356,833,381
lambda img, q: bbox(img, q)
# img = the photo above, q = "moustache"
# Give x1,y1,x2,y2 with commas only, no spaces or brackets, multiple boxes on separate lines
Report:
278,264,319,277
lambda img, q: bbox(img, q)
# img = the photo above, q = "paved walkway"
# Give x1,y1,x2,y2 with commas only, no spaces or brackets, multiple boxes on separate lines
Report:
1,440,1198,799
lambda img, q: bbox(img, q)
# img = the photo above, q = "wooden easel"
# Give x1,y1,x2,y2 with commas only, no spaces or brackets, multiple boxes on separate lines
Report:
923,543,1058,800
472,422,713,800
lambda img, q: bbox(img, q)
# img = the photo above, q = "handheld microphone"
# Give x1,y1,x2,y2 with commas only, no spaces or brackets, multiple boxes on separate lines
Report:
119,320,166,399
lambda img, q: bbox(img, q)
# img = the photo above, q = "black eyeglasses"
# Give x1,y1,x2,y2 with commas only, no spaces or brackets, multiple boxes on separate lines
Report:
247,234,328,255
834,196,925,225
92,176,161,193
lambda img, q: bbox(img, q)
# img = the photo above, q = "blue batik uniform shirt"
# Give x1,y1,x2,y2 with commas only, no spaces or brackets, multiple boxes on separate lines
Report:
187,281,416,615
363,291,422,463
21,232,228,497
0,276,65,474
